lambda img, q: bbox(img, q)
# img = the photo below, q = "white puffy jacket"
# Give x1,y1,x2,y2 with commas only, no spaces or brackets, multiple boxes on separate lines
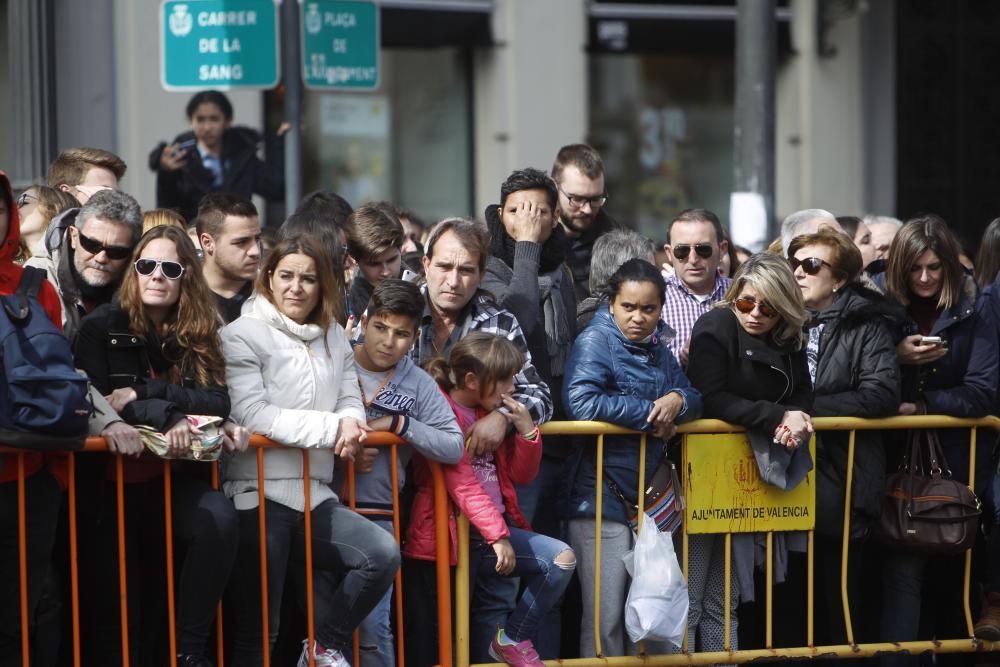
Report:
221,295,365,510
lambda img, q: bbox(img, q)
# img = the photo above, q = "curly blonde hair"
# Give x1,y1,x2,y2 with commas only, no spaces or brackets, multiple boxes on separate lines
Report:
119,225,226,387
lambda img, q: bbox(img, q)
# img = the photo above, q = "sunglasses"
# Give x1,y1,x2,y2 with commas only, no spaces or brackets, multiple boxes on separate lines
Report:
77,232,134,260
733,295,778,318
672,243,714,261
16,192,38,209
789,256,831,275
134,258,185,280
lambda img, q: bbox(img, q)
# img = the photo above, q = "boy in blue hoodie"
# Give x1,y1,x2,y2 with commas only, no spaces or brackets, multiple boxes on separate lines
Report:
342,278,464,666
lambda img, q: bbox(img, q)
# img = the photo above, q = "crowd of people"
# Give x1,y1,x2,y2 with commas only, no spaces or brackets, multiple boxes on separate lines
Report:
3,88,1000,667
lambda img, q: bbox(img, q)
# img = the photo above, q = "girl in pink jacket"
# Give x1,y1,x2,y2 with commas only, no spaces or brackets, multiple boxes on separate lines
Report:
403,332,575,667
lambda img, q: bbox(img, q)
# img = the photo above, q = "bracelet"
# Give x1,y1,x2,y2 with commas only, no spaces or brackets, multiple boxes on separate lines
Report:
521,427,539,441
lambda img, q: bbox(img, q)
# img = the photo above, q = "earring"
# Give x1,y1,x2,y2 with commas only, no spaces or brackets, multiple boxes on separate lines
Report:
832,287,837,293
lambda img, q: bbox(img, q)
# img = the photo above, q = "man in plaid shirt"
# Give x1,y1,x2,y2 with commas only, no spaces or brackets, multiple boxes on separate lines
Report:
661,208,731,366
413,217,553,455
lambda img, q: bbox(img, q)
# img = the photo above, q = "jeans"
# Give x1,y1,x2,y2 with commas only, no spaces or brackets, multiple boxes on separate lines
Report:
0,471,60,667
357,518,396,667
88,471,239,666
515,452,571,659
229,499,400,666
468,526,574,662
880,549,969,667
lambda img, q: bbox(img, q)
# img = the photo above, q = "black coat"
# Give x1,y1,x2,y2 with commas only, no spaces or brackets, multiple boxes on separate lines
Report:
687,306,813,434
73,304,230,432
887,273,997,490
148,126,284,222
811,285,903,539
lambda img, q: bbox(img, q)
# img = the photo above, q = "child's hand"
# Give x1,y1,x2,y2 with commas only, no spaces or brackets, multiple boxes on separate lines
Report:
501,395,535,438
492,538,515,575
367,416,393,432
356,447,380,473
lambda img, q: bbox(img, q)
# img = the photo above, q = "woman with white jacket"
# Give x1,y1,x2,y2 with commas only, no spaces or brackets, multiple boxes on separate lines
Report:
222,235,400,667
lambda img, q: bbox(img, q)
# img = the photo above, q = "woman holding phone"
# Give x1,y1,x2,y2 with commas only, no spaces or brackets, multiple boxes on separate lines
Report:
878,215,998,666
148,90,285,222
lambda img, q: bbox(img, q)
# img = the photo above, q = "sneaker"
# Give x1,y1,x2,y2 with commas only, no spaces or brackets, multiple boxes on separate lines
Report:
488,627,543,666
975,592,1000,641
297,639,351,667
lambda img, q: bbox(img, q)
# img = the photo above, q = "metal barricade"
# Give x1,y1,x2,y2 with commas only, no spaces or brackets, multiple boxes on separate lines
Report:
0,431,453,667
448,416,1000,666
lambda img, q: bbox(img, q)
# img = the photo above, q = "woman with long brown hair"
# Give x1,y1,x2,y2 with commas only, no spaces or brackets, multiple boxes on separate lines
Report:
878,215,998,664
221,235,399,667
74,224,247,667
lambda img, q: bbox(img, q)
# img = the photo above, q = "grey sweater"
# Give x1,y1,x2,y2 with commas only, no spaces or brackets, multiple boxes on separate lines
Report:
341,354,464,512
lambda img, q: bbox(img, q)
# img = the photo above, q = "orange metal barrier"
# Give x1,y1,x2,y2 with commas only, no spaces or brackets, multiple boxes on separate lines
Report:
446,416,1000,666
0,432,453,667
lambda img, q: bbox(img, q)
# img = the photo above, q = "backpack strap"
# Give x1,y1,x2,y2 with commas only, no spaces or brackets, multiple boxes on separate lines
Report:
18,266,45,300
3,267,45,323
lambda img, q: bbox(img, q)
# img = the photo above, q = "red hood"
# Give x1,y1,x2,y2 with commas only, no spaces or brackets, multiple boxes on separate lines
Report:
0,171,20,265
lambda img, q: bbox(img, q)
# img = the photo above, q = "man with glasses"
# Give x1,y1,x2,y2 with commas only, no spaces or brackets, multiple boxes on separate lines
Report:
662,208,731,365
47,147,127,205
27,189,141,341
551,144,623,300
196,193,262,323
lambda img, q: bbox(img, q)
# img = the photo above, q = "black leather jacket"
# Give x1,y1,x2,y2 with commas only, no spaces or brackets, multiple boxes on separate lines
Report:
73,304,229,432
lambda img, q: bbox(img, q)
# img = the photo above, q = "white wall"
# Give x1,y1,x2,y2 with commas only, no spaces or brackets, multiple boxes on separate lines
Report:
775,0,894,220
473,0,588,213
112,0,263,212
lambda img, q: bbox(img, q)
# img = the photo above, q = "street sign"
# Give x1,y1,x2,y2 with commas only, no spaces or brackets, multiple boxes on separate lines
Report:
161,0,280,91
301,1,379,91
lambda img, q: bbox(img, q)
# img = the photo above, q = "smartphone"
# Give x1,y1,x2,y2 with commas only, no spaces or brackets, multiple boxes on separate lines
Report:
175,138,197,152
919,336,945,346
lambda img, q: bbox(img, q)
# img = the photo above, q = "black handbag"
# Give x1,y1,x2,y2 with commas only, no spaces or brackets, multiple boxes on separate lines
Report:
875,429,981,555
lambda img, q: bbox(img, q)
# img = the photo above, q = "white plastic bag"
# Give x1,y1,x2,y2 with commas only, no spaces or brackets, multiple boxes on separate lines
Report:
622,512,689,646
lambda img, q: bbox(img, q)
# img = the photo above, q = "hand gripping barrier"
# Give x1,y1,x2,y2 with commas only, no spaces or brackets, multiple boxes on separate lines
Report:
445,416,1000,666
3,416,1000,667
0,432,454,667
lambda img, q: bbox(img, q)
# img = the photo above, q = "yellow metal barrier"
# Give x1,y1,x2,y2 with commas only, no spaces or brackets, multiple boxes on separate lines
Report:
450,416,1000,666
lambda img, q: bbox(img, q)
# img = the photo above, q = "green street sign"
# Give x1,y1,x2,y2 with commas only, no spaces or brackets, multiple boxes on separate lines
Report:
161,0,280,91
301,1,380,90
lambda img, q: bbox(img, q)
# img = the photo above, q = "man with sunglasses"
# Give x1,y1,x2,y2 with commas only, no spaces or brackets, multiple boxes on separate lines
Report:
26,189,141,342
661,208,731,365
551,144,623,301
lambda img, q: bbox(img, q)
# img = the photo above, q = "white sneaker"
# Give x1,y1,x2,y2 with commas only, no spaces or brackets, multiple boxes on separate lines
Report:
297,639,350,667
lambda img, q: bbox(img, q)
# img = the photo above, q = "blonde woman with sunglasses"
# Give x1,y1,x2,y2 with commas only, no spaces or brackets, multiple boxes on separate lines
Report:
686,252,814,654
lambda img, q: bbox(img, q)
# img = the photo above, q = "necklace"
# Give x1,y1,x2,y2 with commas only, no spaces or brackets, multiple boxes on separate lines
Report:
359,366,396,407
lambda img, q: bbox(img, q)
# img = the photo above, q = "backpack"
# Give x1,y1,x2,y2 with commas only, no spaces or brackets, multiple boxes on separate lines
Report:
0,267,90,450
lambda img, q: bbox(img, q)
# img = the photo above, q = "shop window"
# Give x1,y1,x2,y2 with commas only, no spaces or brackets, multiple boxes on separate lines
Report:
589,53,735,243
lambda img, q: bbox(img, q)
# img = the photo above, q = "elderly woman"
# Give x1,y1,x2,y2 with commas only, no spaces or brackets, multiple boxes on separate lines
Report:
878,215,998,666
788,228,901,644
222,235,400,667
687,253,814,654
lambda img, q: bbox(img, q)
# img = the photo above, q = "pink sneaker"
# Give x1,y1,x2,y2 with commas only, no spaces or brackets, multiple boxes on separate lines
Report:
488,627,543,666
297,639,350,667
